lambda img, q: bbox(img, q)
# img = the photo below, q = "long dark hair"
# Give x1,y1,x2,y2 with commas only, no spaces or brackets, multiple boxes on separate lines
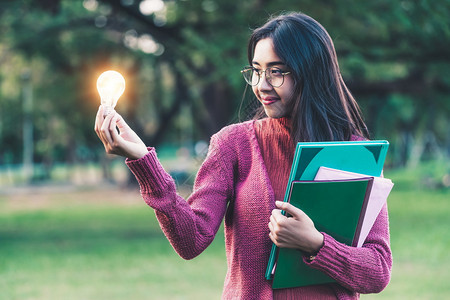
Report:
248,12,369,142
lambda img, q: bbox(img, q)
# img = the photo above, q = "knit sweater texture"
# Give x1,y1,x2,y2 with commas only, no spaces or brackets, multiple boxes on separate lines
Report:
126,118,392,299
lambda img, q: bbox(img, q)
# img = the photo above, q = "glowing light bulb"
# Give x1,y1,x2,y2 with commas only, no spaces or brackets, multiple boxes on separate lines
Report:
97,70,125,116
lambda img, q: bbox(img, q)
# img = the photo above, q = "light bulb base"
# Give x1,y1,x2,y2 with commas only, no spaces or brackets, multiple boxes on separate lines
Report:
102,105,114,117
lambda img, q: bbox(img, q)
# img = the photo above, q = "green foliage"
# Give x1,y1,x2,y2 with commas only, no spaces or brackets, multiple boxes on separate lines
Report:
0,0,449,169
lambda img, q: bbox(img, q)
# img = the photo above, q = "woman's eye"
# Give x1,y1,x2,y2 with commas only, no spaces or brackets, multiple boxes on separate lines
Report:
271,69,283,75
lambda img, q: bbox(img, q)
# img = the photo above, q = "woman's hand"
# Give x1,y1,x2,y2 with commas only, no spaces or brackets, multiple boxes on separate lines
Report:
94,106,148,160
268,201,324,254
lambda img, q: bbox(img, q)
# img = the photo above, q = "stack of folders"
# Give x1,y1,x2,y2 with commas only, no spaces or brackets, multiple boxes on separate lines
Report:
265,141,394,289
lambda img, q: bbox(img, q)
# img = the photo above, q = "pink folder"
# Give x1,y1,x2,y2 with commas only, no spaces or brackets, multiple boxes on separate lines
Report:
314,166,394,247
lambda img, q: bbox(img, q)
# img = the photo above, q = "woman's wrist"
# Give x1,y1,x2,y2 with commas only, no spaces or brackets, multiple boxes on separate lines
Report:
126,145,149,160
307,231,324,255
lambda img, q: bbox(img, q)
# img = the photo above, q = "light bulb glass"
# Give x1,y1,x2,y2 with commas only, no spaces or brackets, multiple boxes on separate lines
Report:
97,70,125,115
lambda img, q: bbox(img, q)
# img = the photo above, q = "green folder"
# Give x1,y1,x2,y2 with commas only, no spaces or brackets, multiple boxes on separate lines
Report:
265,140,389,285
271,178,374,289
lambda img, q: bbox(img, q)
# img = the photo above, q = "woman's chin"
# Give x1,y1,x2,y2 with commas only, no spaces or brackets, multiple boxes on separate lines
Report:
263,107,287,119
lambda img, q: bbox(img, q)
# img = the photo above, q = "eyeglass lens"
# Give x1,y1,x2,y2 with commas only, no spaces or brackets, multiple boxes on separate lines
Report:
242,67,285,87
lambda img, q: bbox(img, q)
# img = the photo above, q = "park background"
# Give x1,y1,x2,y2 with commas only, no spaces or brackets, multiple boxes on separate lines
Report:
0,0,449,299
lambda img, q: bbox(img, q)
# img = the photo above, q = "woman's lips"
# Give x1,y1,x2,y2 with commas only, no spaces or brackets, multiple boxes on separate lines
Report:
261,97,279,105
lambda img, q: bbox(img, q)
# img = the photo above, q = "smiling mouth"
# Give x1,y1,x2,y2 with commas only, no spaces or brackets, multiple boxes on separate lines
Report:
261,98,278,105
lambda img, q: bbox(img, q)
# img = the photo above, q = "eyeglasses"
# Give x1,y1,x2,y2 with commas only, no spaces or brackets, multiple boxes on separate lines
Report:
241,66,291,88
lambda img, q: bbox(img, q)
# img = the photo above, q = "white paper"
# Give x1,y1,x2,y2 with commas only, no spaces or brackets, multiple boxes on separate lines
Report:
314,166,394,247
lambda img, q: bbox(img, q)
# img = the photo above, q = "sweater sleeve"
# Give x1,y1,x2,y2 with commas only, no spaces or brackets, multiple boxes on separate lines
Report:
304,204,392,294
125,132,235,260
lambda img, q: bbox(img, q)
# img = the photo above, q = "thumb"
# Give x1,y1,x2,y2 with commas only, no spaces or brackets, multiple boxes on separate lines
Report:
275,201,305,220
114,113,129,132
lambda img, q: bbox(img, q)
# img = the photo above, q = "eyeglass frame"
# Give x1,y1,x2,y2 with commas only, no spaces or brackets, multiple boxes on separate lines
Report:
240,66,291,88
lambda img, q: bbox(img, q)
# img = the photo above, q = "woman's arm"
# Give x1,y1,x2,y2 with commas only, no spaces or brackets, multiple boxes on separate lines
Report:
304,204,392,293
95,106,235,260
126,133,235,260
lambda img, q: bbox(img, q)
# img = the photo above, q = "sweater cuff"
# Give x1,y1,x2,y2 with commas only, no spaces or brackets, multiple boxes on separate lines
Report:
125,147,174,195
303,232,351,270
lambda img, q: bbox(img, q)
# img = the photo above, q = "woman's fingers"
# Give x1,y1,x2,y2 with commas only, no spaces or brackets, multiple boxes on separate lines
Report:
94,106,104,136
268,209,284,245
275,201,307,220
268,201,323,252
109,113,121,142
100,111,116,147
94,106,148,159
115,113,130,132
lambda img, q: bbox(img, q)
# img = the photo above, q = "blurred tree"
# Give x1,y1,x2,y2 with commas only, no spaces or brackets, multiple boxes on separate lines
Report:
0,0,448,182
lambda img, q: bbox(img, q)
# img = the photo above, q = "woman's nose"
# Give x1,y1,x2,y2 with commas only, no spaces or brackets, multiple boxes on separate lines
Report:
258,73,273,91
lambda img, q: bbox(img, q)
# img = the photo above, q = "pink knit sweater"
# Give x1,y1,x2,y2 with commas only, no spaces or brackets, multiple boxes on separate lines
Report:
126,118,392,299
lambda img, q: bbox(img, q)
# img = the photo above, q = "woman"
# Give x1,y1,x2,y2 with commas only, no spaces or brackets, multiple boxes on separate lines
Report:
95,12,392,299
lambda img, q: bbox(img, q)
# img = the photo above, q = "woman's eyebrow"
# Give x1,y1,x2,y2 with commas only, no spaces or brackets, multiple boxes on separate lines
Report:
251,61,286,67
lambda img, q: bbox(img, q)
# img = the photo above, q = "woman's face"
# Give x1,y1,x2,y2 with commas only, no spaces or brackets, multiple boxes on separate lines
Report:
252,38,295,119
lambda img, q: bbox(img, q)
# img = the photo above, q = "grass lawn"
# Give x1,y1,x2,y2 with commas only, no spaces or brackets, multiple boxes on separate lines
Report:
0,187,226,300
0,163,449,299
364,165,450,299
